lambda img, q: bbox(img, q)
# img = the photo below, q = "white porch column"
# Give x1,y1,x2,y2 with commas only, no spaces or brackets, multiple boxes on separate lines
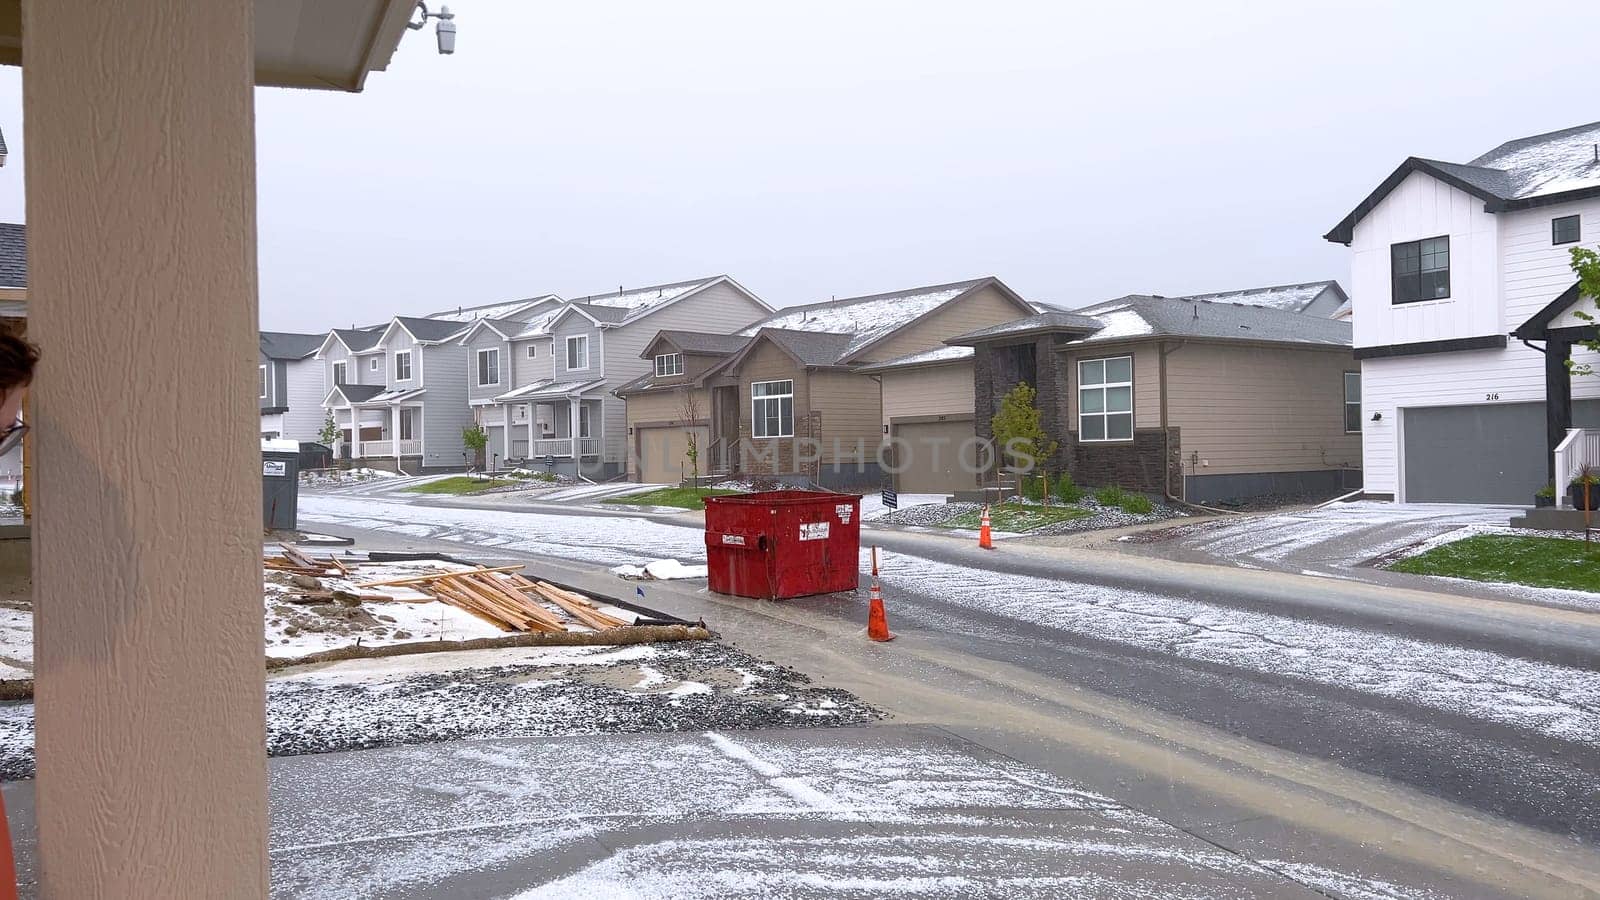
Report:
391,402,400,460
22,0,268,896
502,404,512,461
352,407,363,460
569,397,581,459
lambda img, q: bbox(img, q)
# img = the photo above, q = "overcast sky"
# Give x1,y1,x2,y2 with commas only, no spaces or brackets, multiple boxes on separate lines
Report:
0,1,1594,331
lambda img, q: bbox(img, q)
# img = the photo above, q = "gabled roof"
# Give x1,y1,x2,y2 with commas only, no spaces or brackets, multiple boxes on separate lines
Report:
320,327,385,357
1513,283,1587,340
739,276,1032,363
640,330,752,360
1326,121,1600,243
423,294,561,323
324,383,386,405
1174,280,1346,314
1066,295,1352,348
0,223,24,289
494,378,607,403
387,315,470,345
259,331,325,361
946,310,1103,346
856,345,975,374
456,316,525,343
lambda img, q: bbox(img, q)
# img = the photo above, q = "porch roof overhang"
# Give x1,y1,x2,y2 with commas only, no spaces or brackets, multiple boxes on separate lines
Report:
1513,282,1600,343
0,0,418,93
356,387,425,405
494,378,606,404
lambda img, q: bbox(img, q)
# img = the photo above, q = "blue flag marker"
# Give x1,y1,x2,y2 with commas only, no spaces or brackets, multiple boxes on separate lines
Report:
636,586,645,598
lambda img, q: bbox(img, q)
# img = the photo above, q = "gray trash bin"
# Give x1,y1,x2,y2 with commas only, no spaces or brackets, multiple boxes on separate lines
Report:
263,450,300,531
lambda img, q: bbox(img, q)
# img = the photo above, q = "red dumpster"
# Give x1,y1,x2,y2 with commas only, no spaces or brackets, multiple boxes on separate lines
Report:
704,490,863,599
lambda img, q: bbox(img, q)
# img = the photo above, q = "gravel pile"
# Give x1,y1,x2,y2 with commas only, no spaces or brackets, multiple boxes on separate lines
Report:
0,640,881,779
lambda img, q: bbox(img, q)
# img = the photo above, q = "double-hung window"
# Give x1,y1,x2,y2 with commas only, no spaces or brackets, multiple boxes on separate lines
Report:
1390,236,1450,303
394,350,413,381
566,335,589,370
751,380,794,439
332,362,347,386
655,352,683,377
258,365,268,400
477,348,500,386
1343,372,1362,433
1078,356,1133,441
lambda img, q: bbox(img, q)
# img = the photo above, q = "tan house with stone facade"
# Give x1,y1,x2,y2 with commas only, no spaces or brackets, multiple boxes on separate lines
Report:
616,277,1038,487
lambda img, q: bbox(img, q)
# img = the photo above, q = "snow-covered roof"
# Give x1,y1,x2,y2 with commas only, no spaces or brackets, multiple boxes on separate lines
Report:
572,277,715,313
1071,295,1351,347
1327,120,1600,243
494,378,606,403
946,311,1103,345
1174,281,1342,314
742,278,987,360
856,345,974,373
423,295,560,323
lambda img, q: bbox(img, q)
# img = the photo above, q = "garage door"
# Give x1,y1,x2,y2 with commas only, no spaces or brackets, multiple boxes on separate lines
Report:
1403,403,1553,503
637,426,708,485
893,419,978,494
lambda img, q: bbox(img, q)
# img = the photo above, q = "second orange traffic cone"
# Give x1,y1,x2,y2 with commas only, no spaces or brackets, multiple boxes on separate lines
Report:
978,503,994,550
866,579,894,642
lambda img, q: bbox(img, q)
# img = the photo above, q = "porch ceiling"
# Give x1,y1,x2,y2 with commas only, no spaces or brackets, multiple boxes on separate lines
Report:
0,0,416,92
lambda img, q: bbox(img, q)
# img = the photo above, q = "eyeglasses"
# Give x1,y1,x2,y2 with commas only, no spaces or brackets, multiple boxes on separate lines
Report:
0,420,27,457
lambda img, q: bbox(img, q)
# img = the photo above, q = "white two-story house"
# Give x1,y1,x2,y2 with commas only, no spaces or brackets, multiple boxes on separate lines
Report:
258,331,326,442
460,275,771,478
1326,120,1600,505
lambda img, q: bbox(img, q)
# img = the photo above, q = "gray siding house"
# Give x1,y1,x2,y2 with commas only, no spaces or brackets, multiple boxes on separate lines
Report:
258,331,326,442
464,276,771,478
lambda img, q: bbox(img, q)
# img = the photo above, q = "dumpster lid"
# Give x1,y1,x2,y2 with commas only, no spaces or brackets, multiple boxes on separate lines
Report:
704,490,862,507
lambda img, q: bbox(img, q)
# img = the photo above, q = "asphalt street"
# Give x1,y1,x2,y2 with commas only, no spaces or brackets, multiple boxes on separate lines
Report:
292,489,1600,898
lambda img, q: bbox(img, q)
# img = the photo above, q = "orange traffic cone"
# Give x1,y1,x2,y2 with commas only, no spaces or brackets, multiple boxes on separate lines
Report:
866,579,894,642
978,503,994,550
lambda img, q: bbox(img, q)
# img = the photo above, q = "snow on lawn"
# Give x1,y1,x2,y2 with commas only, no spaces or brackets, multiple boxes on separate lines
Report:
611,559,708,580
859,493,947,522
1164,501,1517,567
0,608,29,679
874,552,1600,746
299,494,705,566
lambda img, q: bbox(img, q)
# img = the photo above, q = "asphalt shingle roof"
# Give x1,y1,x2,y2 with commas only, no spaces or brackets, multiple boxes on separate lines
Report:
743,278,990,360
260,331,325,361
946,310,1104,345
0,223,24,289
393,316,470,343
1071,295,1352,347
331,383,385,403
758,328,856,367
332,328,384,353
1174,280,1344,314
652,330,751,355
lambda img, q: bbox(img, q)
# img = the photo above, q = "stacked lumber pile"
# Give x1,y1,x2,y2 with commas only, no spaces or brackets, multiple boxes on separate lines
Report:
355,566,631,634
264,544,360,577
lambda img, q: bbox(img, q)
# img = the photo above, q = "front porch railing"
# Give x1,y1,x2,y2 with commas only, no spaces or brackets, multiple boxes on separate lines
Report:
1555,427,1600,507
398,440,422,456
361,440,393,457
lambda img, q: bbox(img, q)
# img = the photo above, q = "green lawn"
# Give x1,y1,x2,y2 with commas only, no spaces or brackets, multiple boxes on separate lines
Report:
602,486,743,509
1390,534,1600,592
944,502,1091,532
403,476,521,495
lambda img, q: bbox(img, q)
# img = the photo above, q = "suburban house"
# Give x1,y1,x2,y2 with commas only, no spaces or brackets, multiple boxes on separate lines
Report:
258,331,326,442
615,277,1039,488
934,293,1361,503
0,222,24,489
1325,119,1600,504
464,276,772,478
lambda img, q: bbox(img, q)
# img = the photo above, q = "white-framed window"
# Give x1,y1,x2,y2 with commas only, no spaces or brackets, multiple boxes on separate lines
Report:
399,407,418,441
258,365,268,400
394,350,412,381
655,352,684,377
751,379,794,439
526,344,537,359
1078,356,1133,442
477,348,501,386
1343,372,1362,434
578,404,592,438
566,335,590,370
369,357,379,372
332,362,347,386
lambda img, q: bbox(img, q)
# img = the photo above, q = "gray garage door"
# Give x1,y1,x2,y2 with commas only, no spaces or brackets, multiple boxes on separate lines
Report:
1403,401,1600,503
892,419,978,494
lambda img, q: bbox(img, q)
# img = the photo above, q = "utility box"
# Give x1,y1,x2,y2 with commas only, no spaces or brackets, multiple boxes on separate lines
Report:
262,449,300,531
704,490,862,599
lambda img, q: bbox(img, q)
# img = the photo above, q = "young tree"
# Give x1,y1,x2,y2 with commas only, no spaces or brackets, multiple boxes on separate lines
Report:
679,387,702,486
461,424,488,468
990,382,1058,474
1567,246,1600,375
318,412,339,448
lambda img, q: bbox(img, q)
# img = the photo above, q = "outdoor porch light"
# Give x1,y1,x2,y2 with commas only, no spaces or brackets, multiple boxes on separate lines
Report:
409,2,457,55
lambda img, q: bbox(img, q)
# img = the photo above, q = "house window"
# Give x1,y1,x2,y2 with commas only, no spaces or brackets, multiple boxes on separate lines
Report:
1344,372,1362,434
477,348,500,386
399,407,417,441
526,344,537,359
332,362,347,386
1554,215,1582,245
751,379,794,439
258,365,267,399
369,357,379,372
1078,356,1133,442
655,352,683,377
1390,236,1450,304
578,404,592,438
566,335,589,370
394,350,412,381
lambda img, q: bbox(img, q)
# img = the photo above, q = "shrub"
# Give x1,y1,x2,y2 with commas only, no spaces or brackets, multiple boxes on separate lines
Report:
1119,493,1154,515
1093,485,1126,507
1055,473,1083,503
1019,473,1047,501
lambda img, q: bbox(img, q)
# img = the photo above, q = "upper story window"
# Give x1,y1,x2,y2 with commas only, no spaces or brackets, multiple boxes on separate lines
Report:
566,335,590,370
1078,356,1133,442
1344,372,1362,434
394,350,413,381
477,348,501,386
370,357,380,372
258,365,268,400
1390,236,1450,304
751,379,795,439
526,344,537,359
655,352,684,377
1554,214,1582,245
332,362,347,386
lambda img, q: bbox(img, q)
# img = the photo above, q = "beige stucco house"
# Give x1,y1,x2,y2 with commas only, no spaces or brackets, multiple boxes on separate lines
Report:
616,277,1037,488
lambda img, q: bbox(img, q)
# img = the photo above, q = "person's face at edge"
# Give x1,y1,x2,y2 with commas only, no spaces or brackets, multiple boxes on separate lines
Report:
0,387,26,428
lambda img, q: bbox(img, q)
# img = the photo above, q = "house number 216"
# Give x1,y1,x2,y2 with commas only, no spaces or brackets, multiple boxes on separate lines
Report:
1485,393,1500,401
